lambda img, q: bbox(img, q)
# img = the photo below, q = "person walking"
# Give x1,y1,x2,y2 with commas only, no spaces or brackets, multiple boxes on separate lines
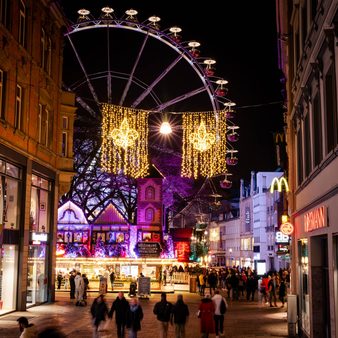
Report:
69,271,76,299
109,291,129,338
153,292,173,338
57,272,63,289
171,294,189,338
198,294,215,338
126,298,144,338
17,316,38,338
74,272,84,305
82,273,89,300
268,273,278,307
109,271,115,291
279,277,287,307
90,294,109,338
212,289,227,338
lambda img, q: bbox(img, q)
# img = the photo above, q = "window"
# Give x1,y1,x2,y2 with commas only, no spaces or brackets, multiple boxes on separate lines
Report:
40,107,49,146
145,208,154,222
38,104,42,143
62,116,68,129
324,65,338,153
41,28,45,69
0,69,6,120
15,84,23,130
312,94,322,167
47,37,52,75
61,132,67,157
19,0,26,47
304,113,311,177
297,128,303,185
0,0,10,29
145,186,155,200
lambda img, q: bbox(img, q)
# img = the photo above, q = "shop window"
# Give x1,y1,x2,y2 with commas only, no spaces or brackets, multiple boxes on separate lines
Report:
0,245,19,313
30,174,51,232
26,244,48,306
145,207,154,222
145,186,155,200
0,161,21,229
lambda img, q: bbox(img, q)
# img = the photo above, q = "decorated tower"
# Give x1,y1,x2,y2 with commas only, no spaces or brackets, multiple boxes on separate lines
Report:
134,178,163,258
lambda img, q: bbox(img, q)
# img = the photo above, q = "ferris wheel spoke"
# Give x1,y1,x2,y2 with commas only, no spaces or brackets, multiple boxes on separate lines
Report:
75,96,98,118
67,34,100,107
131,54,183,108
120,34,149,106
152,86,206,111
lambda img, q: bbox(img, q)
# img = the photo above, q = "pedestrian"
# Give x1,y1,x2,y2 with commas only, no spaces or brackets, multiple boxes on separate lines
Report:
17,316,38,338
109,271,115,291
153,292,173,338
57,272,63,289
279,277,287,307
198,293,215,338
69,271,76,299
171,294,189,338
82,273,89,300
91,294,109,338
126,298,144,338
212,289,227,338
268,273,278,307
109,291,129,338
74,272,84,305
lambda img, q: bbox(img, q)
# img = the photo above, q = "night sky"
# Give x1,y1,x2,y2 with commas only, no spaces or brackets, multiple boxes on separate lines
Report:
59,0,284,187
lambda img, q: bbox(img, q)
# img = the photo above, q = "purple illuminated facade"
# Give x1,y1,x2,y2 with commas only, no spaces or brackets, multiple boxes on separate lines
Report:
56,178,174,259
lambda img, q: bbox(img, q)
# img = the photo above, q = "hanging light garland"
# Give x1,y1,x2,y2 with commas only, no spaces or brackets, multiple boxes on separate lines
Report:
181,111,227,178
101,103,149,178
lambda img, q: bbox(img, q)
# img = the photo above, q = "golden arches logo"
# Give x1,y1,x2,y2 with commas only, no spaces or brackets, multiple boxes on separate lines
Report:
270,177,289,193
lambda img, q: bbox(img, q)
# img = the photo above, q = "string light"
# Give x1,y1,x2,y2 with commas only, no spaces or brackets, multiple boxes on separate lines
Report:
189,120,215,151
101,103,149,178
181,111,227,179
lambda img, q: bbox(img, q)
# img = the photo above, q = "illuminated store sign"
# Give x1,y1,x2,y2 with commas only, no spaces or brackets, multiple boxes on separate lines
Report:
275,231,290,244
304,206,327,232
280,222,294,235
270,176,289,193
32,232,48,242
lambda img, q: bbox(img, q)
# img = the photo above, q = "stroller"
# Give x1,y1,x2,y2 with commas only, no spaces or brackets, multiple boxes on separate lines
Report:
129,281,137,297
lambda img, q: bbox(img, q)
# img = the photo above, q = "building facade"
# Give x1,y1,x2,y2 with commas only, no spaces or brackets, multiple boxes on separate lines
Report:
277,0,338,336
0,0,75,314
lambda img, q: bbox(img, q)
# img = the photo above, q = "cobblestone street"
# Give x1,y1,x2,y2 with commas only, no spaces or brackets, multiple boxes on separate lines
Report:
0,291,288,338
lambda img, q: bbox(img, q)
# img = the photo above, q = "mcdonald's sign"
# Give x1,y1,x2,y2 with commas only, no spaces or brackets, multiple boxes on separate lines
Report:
270,176,289,193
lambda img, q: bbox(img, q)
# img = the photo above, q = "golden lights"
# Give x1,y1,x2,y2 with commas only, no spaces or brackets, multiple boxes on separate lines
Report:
181,111,227,179
189,120,216,151
101,104,149,178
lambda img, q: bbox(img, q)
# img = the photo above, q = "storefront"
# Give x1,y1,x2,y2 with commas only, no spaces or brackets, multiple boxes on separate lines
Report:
294,200,338,338
0,158,22,314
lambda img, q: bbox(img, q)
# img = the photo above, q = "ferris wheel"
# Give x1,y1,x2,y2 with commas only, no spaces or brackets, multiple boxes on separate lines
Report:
62,6,239,220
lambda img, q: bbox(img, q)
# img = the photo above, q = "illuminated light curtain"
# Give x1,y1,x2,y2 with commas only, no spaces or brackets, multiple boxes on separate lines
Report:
101,103,149,178
181,111,227,178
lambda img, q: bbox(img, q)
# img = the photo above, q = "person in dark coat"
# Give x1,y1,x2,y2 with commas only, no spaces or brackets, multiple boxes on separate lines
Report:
69,271,76,299
126,298,143,338
171,294,189,338
279,277,287,307
198,294,215,338
90,294,109,338
153,292,173,338
109,291,129,338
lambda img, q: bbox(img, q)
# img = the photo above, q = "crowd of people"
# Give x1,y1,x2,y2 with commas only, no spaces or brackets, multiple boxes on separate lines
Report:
195,266,290,307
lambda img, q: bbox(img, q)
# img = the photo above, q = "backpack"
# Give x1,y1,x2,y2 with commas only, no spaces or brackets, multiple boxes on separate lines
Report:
220,298,227,314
